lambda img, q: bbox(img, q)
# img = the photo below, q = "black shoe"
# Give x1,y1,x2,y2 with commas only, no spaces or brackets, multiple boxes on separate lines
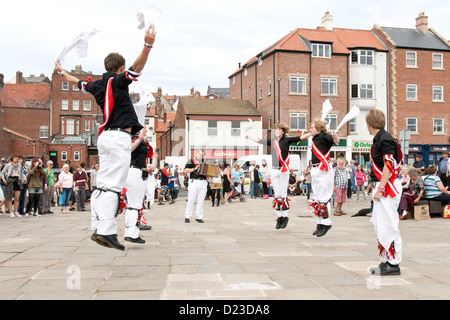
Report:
139,224,152,230
196,219,204,223
90,232,111,248
124,236,146,244
96,234,125,251
312,224,321,235
279,217,289,229
185,218,190,223
316,225,332,237
275,217,282,229
370,262,401,276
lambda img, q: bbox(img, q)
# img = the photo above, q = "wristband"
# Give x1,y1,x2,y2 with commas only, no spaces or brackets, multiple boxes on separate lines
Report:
143,43,153,52
59,70,66,75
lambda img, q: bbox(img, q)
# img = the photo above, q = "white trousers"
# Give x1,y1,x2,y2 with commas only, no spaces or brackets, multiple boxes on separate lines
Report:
311,166,334,226
372,180,402,265
270,169,289,217
145,176,156,206
91,130,131,235
185,179,208,220
124,168,146,239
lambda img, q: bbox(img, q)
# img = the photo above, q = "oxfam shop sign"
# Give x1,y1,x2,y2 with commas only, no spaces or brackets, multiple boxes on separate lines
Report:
354,141,373,148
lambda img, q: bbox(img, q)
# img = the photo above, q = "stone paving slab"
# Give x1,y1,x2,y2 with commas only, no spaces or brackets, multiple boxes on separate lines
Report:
0,192,449,300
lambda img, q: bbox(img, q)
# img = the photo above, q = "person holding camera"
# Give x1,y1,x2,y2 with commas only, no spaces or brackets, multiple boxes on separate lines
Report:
26,158,46,217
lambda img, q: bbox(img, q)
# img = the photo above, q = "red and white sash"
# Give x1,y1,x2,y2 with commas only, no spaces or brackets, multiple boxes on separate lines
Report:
273,139,290,173
98,77,114,135
370,143,403,198
312,141,331,171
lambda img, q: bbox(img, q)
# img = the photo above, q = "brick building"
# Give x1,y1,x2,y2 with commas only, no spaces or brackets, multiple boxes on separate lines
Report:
50,65,102,168
0,71,52,161
373,13,450,166
229,12,388,165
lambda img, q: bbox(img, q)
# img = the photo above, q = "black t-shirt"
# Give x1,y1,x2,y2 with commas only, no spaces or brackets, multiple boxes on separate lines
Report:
370,129,401,182
185,158,206,180
261,136,302,168
311,132,334,165
79,68,143,135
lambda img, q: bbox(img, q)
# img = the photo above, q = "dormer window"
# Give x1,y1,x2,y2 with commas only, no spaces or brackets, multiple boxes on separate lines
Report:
312,43,331,58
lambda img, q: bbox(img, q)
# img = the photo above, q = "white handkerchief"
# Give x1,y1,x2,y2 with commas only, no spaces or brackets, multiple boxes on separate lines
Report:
57,29,100,61
137,4,161,30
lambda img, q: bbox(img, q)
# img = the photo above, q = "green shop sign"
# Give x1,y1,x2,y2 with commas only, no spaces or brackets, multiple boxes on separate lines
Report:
354,141,372,148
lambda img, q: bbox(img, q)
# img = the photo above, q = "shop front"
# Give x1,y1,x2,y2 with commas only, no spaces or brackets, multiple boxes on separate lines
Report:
351,140,372,166
406,144,450,167
190,147,259,164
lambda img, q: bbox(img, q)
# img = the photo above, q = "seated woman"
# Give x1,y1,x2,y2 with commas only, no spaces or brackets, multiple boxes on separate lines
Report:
422,165,450,209
398,168,424,220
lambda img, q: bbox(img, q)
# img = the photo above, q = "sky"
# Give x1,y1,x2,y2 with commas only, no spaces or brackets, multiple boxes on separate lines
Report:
1,0,450,97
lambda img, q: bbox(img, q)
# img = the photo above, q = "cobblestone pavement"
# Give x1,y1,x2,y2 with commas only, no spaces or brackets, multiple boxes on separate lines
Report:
0,191,449,300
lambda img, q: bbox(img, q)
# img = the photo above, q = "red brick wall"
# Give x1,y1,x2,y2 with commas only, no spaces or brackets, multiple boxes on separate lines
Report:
51,70,102,138
230,51,349,136
373,27,450,145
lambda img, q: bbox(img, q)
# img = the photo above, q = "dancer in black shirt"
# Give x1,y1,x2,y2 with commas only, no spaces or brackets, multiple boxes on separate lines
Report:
55,26,156,250
247,123,308,229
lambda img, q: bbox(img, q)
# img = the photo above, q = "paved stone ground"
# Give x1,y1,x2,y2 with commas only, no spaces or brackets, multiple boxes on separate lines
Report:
0,191,449,300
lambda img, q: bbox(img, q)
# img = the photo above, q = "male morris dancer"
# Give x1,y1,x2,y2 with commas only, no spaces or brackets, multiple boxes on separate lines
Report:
308,119,340,237
55,26,156,250
124,127,153,244
184,150,208,223
366,109,403,275
247,123,308,229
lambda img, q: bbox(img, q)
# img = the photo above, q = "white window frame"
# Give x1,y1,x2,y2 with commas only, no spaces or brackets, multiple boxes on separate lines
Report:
406,84,417,100
231,121,241,136
432,53,443,69
258,84,262,100
39,125,48,139
290,113,307,131
406,51,417,68
74,151,80,162
66,119,75,135
61,151,67,161
61,119,65,135
85,120,90,132
61,99,69,110
406,118,418,133
325,114,338,131
432,86,444,102
289,76,306,94
72,84,79,91
62,81,69,91
312,43,331,58
207,120,218,136
268,79,272,95
321,78,337,96
72,99,79,111
83,100,92,111
76,119,80,135
349,118,357,133
360,84,374,99
352,50,374,65
433,118,444,134
244,68,248,77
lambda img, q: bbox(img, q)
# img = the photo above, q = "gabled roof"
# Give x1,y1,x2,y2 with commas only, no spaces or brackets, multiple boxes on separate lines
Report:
180,98,260,116
380,27,450,51
230,27,387,77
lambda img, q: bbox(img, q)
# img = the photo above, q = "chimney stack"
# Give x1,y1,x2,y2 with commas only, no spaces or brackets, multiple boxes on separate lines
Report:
416,12,428,33
321,11,333,31
16,71,24,84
